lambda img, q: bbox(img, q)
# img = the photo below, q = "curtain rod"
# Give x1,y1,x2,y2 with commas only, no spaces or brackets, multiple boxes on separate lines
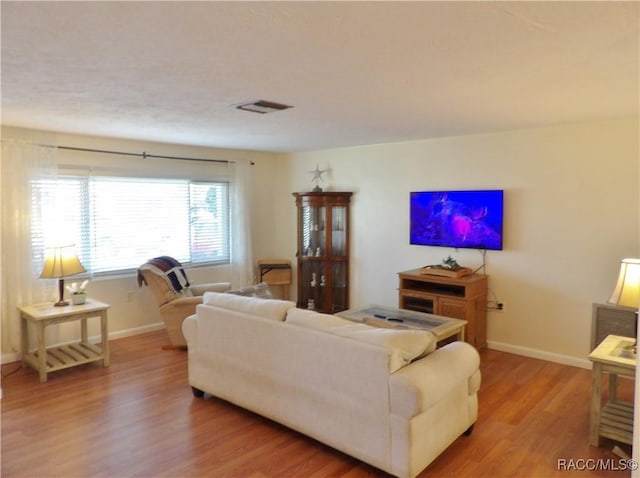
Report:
57,145,232,164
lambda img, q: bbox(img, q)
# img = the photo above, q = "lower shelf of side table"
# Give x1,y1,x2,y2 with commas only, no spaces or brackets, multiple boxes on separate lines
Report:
599,401,634,445
25,342,106,374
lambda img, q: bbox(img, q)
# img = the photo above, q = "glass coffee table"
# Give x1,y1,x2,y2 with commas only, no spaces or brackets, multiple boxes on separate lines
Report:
336,304,467,345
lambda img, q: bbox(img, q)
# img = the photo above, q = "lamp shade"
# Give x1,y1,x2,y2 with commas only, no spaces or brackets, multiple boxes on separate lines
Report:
40,245,86,279
608,258,640,309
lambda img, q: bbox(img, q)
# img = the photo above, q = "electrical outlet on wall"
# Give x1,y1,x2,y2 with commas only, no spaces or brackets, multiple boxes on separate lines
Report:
488,300,505,313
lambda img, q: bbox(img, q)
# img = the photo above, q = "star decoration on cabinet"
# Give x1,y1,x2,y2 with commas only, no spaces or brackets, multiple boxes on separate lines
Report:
309,164,328,192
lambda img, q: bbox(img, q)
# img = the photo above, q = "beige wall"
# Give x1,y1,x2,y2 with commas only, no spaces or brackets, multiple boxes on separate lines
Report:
2,118,638,367
283,118,639,367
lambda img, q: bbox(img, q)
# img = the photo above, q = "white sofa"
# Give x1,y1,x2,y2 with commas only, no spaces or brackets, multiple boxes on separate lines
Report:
182,292,481,478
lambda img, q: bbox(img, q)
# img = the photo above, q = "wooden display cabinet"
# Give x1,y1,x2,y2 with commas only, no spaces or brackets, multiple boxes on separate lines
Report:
398,269,488,349
293,192,352,314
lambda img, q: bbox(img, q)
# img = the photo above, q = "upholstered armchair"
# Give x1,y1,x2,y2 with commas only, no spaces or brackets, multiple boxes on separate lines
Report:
137,256,231,347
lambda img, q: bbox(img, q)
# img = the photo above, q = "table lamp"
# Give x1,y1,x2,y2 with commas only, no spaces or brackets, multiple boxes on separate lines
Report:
608,258,640,340
40,245,86,306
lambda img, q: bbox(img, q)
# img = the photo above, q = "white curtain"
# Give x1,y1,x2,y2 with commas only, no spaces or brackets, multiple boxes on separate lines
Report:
1,140,57,355
229,159,255,287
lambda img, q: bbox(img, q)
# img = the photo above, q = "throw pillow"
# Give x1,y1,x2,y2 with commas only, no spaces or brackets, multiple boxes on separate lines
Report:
285,308,352,328
203,291,295,321
225,282,273,299
286,308,436,372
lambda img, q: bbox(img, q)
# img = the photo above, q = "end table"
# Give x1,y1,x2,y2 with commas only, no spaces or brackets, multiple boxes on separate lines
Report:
588,334,636,446
18,299,110,383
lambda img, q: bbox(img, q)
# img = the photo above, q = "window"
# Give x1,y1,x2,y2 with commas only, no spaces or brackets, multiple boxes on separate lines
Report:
33,175,230,275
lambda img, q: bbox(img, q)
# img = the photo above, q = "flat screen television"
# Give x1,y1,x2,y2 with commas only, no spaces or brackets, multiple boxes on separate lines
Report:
410,190,504,250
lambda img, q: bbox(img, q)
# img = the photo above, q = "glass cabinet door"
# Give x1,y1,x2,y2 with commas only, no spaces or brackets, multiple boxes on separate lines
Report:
331,262,348,311
301,205,326,258
331,206,347,256
299,261,325,310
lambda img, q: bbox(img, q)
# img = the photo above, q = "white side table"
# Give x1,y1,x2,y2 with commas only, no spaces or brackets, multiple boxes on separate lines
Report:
18,299,110,383
588,334,636,446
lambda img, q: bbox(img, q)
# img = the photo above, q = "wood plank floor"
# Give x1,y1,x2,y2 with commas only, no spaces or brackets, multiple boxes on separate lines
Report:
1,330,634,477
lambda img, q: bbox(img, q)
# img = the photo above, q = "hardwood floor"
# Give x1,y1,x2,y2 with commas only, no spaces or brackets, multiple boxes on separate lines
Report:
1,330,634,477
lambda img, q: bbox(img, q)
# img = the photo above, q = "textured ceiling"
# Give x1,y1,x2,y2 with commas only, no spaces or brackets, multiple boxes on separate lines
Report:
1,1,638,152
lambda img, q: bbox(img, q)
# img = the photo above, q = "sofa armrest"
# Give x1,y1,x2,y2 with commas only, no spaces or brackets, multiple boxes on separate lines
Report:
182,314,198,349
189,282,231,296
160,295,203,311
389,341,480,419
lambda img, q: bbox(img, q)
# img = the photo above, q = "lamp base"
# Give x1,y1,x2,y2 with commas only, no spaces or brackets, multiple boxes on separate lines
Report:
54,278,68,306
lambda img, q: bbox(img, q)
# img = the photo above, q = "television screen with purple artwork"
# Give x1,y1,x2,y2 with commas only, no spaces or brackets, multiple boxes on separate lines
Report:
410,190,504,250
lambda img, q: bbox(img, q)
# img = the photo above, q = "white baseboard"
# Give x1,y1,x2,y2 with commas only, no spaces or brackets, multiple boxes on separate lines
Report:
107,322,165,341
1,352,19,366
487,340,592,370
1,322,165,365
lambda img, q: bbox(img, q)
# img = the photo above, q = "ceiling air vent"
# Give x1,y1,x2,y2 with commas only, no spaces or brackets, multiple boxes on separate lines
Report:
236,100,292,114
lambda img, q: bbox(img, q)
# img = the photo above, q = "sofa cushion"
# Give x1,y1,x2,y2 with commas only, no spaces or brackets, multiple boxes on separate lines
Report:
225,282,273,299
286,308,349,328
202,291,295,321
286,308,436,372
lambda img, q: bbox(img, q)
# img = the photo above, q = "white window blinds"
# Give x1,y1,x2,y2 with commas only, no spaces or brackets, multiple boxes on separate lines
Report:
33,175,230,275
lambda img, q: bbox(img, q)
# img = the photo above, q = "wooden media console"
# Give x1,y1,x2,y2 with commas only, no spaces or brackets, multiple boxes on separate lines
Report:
398,269,488,349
